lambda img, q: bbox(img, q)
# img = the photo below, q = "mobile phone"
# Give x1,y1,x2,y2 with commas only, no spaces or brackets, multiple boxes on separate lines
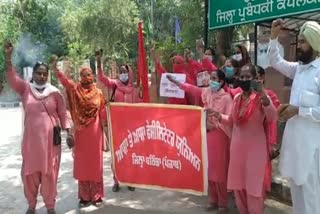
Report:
251,80,263,92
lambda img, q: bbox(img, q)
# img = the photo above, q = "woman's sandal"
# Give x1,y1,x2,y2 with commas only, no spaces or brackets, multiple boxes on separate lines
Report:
79,199,91,208
127,186,135,191
25,208,35,214
92,198,104,207
205,203,218,211
47,209,56,214
112,183,120,192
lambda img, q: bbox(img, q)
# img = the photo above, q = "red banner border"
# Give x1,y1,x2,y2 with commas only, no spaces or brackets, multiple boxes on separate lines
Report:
107,103,208,196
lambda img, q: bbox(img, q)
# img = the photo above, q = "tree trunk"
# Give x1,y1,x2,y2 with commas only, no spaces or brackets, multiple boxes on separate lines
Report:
216,27,235,66
0,82,3,95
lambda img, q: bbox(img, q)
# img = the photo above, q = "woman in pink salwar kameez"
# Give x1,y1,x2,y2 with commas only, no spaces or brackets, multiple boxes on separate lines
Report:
168,70,233,213
210,64,277,214
4,44,71,214
51,57,107,207
96,51,141,192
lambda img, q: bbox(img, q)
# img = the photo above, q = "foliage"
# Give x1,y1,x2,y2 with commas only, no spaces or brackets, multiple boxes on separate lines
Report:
0,0,245,83
61,0,139,64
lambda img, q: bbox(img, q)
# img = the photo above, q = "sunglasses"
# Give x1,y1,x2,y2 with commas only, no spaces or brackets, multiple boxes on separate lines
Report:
35,61,48,66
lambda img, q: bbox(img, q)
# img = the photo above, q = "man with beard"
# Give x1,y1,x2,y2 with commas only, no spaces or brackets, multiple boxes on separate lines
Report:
269,19,320,214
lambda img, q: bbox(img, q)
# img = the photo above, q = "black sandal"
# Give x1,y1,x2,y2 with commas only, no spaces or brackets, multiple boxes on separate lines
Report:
128,186,135,191
79,199,91,208
112,183,120,192
93,198,103,207
47,209,56,214
25,208,35,214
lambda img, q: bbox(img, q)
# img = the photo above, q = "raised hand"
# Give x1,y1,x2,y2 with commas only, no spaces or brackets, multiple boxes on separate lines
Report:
50,55,59,72
258,83,270,106
96,49,103,59
167,74,180,86
271,19,283,39
196,39,205,53
4,42,13,57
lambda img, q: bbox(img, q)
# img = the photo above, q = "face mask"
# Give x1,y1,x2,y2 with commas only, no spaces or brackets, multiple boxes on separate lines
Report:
32,82,48,90
232,53,243,62
225,67,234,78
238,80,251,91
206,55,213,62
81,76,94,85
209,80,221,92
119,73,129,82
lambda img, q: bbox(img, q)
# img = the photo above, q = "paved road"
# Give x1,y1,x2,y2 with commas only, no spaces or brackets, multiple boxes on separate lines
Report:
0,107,292,214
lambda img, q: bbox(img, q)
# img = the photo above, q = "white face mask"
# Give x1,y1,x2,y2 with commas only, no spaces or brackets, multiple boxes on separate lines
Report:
232,53,243,61
32,82,48,89
119,73,129,83
205,55,213,62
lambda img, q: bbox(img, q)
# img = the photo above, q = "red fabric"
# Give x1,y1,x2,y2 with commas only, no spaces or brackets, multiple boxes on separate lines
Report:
97,67,142,103
73,114,105,182
187,59,202,85
233,92,261,124
167,97,188,105
110,104,206,194
136,60,141,87
235,190,264,214
172,56,194,85
202,57,217,73
232,88,280,192
56,71,106,183
155,61,166,76
137,22,150,103
22,146,61,209
173,55,185,64
78,179,104,201
179,83,204,106
208,181,228,208
225,86,242,99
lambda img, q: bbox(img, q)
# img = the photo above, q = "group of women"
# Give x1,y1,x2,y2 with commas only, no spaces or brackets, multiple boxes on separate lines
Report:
4,44,141,214
4,39,279,214
160,43,280,214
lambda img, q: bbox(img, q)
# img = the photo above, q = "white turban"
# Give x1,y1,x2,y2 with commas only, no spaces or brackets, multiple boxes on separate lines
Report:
299,21,320,52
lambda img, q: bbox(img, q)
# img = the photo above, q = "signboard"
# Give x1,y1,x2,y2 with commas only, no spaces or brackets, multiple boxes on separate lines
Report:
108,103,208,195
209,0,320,30
197,71,210,87
160,73,186,98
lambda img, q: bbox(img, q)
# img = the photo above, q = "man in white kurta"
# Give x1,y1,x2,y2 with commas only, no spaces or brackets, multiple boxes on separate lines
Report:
268,20,320,214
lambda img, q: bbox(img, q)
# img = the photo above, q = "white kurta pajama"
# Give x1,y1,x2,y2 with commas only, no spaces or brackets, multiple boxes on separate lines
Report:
269,38,320,214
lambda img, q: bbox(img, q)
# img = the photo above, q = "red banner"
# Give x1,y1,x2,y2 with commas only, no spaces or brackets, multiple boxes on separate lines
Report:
108,103,208,195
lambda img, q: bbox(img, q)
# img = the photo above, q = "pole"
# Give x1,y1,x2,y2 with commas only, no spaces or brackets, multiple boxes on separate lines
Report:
254,23,258,64
204,0,209,48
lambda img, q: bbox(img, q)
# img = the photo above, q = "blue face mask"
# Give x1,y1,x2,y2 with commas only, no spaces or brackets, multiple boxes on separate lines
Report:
225,67,234,78
119,73,129,82
209,80,221,92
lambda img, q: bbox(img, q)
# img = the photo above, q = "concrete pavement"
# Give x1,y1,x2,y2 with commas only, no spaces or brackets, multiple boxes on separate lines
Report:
0,107,292,214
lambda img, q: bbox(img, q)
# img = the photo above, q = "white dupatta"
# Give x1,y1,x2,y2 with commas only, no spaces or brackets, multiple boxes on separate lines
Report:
21,82,60,133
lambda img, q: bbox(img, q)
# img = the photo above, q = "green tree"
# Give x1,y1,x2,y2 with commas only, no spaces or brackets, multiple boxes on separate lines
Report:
61,0,139,65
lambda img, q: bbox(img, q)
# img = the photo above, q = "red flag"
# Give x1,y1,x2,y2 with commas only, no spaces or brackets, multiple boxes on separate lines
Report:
137,21,150,103
136,59,141,87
